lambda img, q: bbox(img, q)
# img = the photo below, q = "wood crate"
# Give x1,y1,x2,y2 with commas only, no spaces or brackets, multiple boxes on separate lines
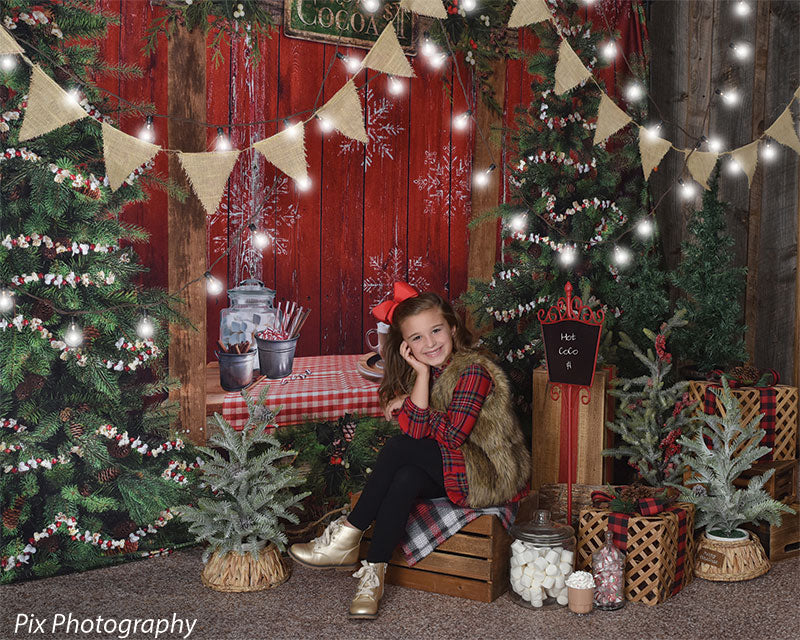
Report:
744,502,800,562
733,460,798,503
576,503,696,606
531,367,616,490
688,381,798,461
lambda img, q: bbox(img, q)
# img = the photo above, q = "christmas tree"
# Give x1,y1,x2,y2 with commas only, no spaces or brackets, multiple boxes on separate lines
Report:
0,2,191,582
671,380,794,536
669,168,748,374
603,311,698,487
463,0,669,402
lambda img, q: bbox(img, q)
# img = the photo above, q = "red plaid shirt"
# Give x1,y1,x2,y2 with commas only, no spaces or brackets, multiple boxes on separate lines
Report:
397,363,494,507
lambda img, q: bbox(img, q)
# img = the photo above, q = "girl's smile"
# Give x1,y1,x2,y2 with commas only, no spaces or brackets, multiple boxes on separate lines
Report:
400,308,455,368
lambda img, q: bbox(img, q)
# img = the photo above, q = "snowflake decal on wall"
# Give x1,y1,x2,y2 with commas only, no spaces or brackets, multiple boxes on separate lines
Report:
339,87,405,168
363,246,430,307
412,144,472,218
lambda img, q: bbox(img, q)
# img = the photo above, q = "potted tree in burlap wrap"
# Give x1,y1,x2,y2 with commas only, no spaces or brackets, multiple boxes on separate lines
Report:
180,387,309,591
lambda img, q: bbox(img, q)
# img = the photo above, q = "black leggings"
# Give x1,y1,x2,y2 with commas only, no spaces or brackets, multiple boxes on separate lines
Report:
348,434,447,563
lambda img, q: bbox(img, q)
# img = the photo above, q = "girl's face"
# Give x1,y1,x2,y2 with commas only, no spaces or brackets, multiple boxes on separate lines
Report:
399,307,455,368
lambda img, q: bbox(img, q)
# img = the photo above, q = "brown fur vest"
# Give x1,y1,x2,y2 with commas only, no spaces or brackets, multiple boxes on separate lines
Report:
430,351,530,508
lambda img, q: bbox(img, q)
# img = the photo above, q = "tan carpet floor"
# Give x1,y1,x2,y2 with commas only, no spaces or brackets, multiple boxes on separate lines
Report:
1,548,798,640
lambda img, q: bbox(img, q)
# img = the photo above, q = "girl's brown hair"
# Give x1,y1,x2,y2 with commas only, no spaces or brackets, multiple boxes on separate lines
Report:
377,292,473,407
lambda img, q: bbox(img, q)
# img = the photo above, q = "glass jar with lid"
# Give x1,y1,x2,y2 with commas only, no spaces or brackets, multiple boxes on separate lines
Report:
508,509,576,609
219,279,277,367
592,530,625,610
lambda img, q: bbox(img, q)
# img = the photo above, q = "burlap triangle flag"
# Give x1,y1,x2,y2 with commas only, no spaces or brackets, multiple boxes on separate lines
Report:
361,23,415,78
638,128,672,180
0,24,24,54
593,93,632,145
177,150,240,216
399,0,447,19
18,66,89,141
317,80,367,144
684,149,718,190
554,39,591,95
795,85,800,101
101,122,161,191
764,106,800,155
508,0,553,28
253,123,309,183
730,141,760,187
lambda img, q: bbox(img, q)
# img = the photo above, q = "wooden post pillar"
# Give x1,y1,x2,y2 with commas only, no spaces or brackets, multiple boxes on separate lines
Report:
168,26,207,444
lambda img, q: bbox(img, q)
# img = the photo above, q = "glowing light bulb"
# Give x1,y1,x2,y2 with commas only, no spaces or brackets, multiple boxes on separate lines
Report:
762,140,777,162
139,116,155,143
388,76,404,96
362,0,380,12
601,41,617,60
249,223,270,250
431,53,448,69
0,287,13,312
136,312,155,339
509,214,527,232
644,122,663,139
296,176,312,191
1,55,17,71
461,0,477,11
64,322,83,348
421,38,436,58
318,116,334,134
205,271,223,296
453,111,471,131
727,158,743,175
67,87,81,105
473,163,496,187
215,127,231,151
284,120,300,138
559,248,577,267
707,136,724,153
624,82,644,102
718,88,739,106
344,56,362,74
735,1,751,17
729,41,751,60
613,246,631,267
636,218,654,238
678,178,696,199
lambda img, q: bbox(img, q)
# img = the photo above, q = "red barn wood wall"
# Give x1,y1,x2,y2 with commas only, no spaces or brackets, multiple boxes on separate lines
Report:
97,2,643,363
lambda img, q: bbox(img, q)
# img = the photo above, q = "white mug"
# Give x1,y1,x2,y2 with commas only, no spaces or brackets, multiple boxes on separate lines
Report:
366,321,390,357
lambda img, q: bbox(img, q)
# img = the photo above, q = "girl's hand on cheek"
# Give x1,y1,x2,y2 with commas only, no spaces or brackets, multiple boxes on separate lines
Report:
400,340,429,375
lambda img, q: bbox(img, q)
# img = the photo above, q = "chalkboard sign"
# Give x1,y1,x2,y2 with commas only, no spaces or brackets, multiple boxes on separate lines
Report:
541,319,602,387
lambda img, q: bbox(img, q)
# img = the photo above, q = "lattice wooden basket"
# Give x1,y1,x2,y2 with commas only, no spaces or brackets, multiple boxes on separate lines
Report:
688,382,798,461
577,503,696,606
694,532,770,581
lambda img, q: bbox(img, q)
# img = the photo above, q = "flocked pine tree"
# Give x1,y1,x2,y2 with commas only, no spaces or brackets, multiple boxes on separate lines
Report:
669,167,748,374
670,380,794,536
0,1,191,582
463,0,669,404
603,310,698,486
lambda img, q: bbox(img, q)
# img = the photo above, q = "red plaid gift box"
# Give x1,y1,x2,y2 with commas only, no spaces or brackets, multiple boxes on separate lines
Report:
221,354,383,429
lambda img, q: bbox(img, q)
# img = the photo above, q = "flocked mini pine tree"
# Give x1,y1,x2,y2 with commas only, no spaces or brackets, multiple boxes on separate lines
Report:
670,380,794,536
603,310,698,487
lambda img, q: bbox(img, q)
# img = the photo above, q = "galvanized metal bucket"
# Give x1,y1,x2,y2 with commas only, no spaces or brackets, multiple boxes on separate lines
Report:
256,336,299,379
217,349,256,391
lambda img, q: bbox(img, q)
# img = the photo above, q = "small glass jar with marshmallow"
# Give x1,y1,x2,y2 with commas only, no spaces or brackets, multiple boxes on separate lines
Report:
508,509,576,608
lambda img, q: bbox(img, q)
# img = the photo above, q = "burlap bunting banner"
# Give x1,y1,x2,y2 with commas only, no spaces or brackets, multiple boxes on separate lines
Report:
593,93,632,145
361,23,415,78
795,85,800,100
0,24,24,54
684,150,718,190
764,106,800,155
317,79,367,144
253,123,309,183
731,140,759,187
18,66,89,142
508,0,553,28
554,39,591,95
177,150,240,216
101,122,161,191
399,0,447,19
638,128,672,180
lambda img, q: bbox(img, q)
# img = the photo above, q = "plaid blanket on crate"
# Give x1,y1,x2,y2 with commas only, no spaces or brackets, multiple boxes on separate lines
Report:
399,497,518,566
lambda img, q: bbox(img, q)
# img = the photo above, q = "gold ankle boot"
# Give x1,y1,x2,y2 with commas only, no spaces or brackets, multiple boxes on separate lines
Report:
348,560,387,620
288,516,363,570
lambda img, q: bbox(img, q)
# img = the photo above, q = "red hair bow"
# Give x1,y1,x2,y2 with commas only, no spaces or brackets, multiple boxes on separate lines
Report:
371,282,418,324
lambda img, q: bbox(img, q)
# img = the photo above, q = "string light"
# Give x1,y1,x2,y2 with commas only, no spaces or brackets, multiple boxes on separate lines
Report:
387,76,404,96
762,139,777,162
613,246,631,267
204,271,224,296
317,115,334,133
559,247,577,267
362,0,380,12
431,53,448,69
678,178,696,199
509,213,527,232
453,110,472,131
473,163,496,187
716,88,739,106
734,1,751,17
1,55,17,71
284,119,300,138
248,223,270,249
136,311,155,339
707,136,724,153
624,82,645,102
139,116,155,142
601,41,617,60
729,41,751,60
726,158,743,175
66,87,81,104
296,176,312,191
0,287,13,312
644,121,663,139
336,52,362,74
636,218,654,238
215,127,231,151
64,322,83,348
461,0,477,11
420,35,437,58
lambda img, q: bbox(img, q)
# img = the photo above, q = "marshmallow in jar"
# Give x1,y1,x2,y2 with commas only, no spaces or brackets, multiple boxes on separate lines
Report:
508,509,576,609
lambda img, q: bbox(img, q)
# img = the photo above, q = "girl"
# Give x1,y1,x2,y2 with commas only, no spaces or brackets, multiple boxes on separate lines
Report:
289,283,530,619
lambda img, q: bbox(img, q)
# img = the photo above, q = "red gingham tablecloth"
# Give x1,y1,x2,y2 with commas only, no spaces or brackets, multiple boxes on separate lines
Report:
222,354,382,429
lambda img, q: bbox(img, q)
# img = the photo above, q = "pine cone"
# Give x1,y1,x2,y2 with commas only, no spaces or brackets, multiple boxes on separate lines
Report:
69,423,84,438
32,298,54,321
39,535,60,553
107,440,131,459
83,325,101,344
112,519,138,539
619,483,655,503
2,496,25,530
730,363,759,386
15,374,46,400
59,407,73,422
42,245,59,261
79,483,92,497
97,467,121,483
341,421,356,443
528,244,543,259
